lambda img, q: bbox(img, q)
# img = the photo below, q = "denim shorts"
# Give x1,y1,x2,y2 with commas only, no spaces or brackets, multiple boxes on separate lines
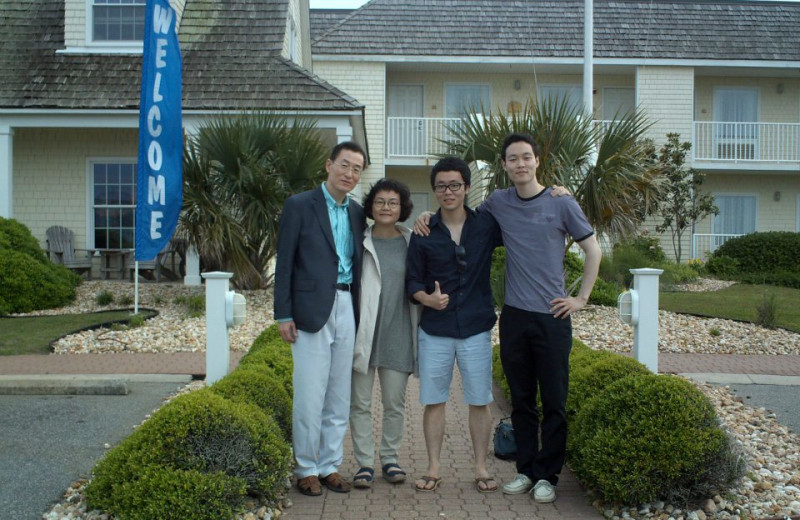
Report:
417,328,493,406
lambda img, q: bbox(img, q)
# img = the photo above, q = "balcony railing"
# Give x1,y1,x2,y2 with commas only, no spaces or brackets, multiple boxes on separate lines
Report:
691,233,744,261
693,122,800,162
386,117,463,158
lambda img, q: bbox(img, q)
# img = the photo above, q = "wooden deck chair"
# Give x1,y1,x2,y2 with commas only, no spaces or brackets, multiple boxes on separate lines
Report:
128,241,179,282
45,226,93,278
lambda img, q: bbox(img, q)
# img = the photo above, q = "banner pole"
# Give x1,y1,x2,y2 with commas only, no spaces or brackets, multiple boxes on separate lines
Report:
134,261,139,314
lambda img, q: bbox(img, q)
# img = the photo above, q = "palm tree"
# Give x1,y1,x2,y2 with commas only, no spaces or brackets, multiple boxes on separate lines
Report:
178,113,328,289
443,96,662,242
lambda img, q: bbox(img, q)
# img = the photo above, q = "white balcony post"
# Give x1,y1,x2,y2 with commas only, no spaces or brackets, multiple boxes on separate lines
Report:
202,271,232,384
0,126,13,218
630,268,663,373
184,245,201,286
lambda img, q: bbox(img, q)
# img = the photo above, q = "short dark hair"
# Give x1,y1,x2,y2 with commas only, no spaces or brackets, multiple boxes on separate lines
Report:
500,132,540,160
362,178,414,222
330,141,367,167
430,156,471,188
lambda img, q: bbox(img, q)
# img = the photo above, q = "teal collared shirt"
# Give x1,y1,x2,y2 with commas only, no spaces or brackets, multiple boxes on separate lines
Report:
322,182,354,284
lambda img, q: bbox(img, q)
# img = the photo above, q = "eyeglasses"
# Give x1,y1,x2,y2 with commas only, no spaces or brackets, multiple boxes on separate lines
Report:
433,182,465,193
333,161,363,175
373,199,400,209
455,244,466,272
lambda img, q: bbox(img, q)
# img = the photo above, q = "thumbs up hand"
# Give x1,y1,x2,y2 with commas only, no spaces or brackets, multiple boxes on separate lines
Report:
426,281,449,311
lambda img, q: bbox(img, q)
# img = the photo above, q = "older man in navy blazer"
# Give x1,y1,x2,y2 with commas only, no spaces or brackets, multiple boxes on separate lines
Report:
274,141,367,496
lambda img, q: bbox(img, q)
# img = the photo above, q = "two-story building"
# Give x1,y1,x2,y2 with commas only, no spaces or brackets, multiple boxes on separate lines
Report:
0,0,367,276
311,0,800,259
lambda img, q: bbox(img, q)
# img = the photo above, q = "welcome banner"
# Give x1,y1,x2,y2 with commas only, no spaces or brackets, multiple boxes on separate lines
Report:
135,0,184,261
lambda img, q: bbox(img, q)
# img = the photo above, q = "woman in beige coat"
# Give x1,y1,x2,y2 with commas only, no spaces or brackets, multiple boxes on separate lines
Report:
350,179,420,489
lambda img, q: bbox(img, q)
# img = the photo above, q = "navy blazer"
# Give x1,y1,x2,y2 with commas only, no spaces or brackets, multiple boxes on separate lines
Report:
274,185,366,333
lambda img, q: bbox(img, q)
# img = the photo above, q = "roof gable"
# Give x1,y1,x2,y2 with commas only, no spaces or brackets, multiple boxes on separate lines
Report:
0,0,363,111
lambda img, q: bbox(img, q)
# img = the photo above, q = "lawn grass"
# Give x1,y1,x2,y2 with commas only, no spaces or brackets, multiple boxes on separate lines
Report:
0,310,157,356
660,284,800,333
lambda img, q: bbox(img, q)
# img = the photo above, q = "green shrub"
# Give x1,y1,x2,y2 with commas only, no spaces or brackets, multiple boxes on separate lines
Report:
569,374,744,505
565,251,623,306
186,294,205,318
210,368,292,439
87,390,292,513
0,217,48,263
490,247,506,310
755,293,778,329
660,262,700,287
103,466,247,520
615,235,666,264
567,355,651,419
95,290,114,306
491,344,510,401
605,246,657,287
119,295,134,306
0,249,79,313
713,232,800,275
238,326,293,395
737,270,800,289
706,254,739,279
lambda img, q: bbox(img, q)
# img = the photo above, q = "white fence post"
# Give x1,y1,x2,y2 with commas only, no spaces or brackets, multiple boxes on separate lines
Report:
630,268,663,373
202,271,233,384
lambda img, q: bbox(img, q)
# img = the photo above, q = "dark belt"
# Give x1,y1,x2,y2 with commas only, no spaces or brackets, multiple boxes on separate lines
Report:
335,283,352,292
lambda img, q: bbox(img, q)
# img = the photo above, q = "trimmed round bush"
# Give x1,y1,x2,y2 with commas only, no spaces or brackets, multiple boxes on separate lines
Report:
713,231,800,275
104,466,247,520
0,217,48,263
567,354,651,419
87,390,292,513
238,327,293,394
568,374,743,505
0,249,80,313
210,367,292,439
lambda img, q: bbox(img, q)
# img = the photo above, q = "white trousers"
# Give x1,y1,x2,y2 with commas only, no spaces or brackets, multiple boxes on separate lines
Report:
350,367,410,468
291,290,355,479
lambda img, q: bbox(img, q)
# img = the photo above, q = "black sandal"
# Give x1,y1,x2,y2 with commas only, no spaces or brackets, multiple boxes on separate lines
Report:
353,467,374,489
382,463,407,484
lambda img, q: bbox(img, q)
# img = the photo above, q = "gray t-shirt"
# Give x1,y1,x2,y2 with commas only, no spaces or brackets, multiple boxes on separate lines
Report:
481,187,594,314
370,235,413,373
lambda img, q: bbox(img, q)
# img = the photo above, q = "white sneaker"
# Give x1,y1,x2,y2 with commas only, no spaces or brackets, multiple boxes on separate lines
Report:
532,479,556,503
502,473,533,495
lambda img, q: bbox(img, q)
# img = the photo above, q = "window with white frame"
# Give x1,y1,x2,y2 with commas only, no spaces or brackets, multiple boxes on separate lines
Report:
92,0,146,42
445,84,491,118
92,161,137,250
712,194,757,236
539,85,582,111
603,87,635,120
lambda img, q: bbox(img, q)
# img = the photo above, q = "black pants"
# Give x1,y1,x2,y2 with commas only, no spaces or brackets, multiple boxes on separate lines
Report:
499,305,572,485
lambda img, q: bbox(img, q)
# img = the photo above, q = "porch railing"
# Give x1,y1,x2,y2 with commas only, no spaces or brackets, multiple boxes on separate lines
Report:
691,233,744,261
386,117,462,158
693,122,800,162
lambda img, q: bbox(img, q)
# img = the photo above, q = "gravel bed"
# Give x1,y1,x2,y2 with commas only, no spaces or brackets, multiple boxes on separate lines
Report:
33,279,800,520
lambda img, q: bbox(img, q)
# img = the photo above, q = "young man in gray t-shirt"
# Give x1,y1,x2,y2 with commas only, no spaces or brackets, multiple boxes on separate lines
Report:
485,133,601,504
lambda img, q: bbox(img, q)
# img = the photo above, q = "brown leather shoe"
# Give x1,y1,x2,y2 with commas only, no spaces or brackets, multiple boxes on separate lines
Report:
297,475,322,496
320,472,352,493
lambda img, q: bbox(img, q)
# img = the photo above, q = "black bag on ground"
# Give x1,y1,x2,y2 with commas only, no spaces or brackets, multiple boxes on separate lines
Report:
493,416,516,460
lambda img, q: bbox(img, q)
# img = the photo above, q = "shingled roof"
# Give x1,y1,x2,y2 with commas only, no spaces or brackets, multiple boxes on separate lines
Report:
0,0,362,111
310,9,355,40
312,0,800,62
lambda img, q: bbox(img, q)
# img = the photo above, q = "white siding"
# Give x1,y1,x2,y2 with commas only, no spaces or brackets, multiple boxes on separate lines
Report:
314,61,386,188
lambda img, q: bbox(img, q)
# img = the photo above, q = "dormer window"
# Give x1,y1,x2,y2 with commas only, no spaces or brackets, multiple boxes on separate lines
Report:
92,0,146,42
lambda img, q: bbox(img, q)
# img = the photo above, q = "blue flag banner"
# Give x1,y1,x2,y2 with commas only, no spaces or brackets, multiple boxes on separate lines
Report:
135,0,184,261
